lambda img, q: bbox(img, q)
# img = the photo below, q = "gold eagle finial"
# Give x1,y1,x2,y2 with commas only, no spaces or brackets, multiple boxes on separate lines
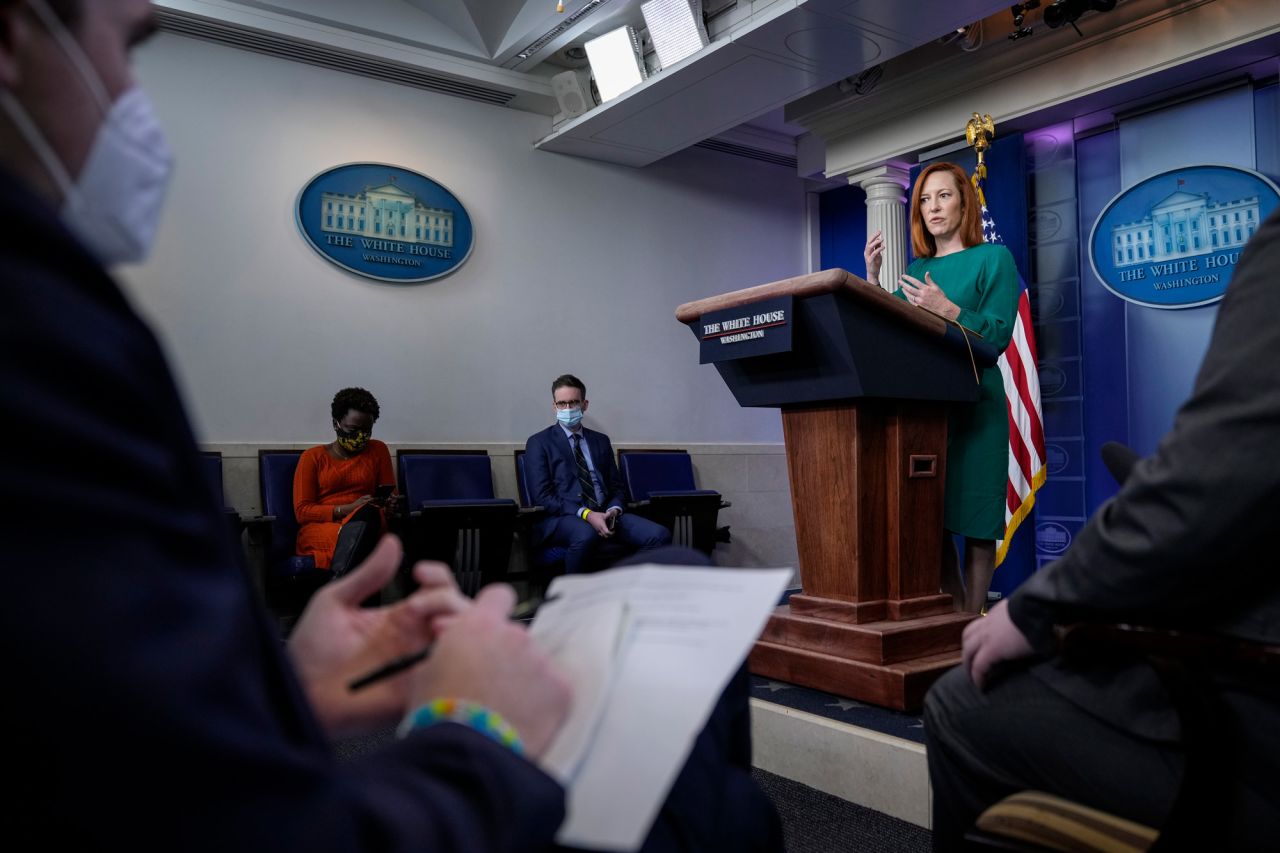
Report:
965,113,996,199
965,113,995,164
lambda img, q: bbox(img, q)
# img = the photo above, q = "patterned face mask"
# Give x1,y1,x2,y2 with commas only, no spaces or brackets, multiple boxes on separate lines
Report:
334,425,371,453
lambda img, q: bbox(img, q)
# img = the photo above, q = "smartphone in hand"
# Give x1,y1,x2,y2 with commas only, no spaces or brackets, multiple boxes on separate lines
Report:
372,484,394,506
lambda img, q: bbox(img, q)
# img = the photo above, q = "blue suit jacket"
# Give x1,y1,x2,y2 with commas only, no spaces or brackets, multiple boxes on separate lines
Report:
524,424,625,532
0,172,563,851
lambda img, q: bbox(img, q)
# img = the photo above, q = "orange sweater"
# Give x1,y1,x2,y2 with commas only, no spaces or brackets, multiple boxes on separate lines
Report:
293,440,395,569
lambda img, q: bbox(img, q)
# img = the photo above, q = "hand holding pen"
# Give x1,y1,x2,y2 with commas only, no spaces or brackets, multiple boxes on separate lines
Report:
399,585,572,760
287,537,471,739
347,594,550,690
287,533,570,757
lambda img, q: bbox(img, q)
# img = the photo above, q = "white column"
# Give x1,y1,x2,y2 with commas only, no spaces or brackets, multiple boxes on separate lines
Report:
847,164,911,292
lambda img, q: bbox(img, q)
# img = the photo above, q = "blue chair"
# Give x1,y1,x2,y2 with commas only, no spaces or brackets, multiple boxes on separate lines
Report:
397,451,517,596
253,450,327,617
200,450,249,551
618,450,730,556
200,448,245,519
199,451,228,510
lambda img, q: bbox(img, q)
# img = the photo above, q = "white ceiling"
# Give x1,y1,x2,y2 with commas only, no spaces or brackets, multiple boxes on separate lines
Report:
153,0,1012,166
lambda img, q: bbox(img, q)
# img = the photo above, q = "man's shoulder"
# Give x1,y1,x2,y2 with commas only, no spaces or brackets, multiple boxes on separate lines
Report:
525,424,559,448
583,426,613,445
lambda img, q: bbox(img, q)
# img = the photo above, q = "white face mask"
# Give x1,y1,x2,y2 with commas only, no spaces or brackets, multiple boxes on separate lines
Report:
0,0,173,266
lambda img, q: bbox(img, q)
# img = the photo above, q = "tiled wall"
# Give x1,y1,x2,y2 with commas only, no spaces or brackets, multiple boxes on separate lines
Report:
205,443,799,574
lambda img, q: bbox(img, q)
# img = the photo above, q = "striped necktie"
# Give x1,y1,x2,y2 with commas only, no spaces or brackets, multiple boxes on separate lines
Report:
572,433,601,510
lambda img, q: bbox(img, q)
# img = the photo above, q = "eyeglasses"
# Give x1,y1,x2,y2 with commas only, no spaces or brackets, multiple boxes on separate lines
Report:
553,399,583,410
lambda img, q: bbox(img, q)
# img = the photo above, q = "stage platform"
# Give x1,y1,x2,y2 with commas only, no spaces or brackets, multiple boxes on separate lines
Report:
748,673,933,829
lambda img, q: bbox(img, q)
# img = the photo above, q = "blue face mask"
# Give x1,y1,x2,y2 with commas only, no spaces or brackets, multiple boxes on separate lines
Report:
557,408,583,429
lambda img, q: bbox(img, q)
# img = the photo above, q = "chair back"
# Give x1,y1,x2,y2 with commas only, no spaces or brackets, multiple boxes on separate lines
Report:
514,450,533,506
200,451,227,510
397,452,515,595
258,450,305,570
618,450,724,555
619,451,698,501
398,452,495,507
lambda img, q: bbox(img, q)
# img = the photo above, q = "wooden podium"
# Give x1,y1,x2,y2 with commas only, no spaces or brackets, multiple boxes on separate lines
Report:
677,269,996,711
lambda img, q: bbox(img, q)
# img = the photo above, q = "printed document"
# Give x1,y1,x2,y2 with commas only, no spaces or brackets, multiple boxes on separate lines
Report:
529,564,791,851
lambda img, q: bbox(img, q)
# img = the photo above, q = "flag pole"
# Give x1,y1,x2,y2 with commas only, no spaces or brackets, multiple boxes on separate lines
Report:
964,111,1047,571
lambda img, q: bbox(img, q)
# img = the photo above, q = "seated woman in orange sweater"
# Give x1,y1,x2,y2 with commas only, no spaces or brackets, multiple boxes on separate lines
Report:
293,387,399,575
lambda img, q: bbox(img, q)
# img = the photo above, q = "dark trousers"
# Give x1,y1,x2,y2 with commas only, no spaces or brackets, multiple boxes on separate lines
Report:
542,512,672,574
925,664,1187,851
926,661,1280,850
330,503,383,578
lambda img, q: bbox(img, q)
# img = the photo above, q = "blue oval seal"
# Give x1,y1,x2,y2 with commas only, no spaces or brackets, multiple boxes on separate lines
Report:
1038,363,1067,398
1035,521,1072,555
1045,443,1070,476
296,163,474,283
1089,165,1279,309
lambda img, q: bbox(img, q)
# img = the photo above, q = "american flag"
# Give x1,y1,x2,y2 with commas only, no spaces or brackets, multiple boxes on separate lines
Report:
974,173,1047,566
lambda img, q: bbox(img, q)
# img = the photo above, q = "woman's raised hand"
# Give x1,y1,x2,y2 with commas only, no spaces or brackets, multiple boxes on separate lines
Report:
863,229,885,286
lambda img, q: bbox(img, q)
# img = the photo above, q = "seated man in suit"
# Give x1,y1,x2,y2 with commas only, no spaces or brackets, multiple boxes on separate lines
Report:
924,209,1280,850
525,374,672,574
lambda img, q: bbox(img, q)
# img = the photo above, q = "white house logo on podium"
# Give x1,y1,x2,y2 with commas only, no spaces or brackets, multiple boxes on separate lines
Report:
1089,165,1279,309
296,163,474,283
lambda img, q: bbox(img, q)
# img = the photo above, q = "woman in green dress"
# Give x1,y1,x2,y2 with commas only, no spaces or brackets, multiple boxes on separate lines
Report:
864,162,1020,612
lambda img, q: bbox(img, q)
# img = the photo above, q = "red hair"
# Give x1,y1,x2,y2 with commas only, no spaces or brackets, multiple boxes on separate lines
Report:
909,162,983,258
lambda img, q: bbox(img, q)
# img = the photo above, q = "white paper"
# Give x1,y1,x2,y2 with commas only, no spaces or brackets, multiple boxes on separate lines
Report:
529,597,628,781
530,564,791,852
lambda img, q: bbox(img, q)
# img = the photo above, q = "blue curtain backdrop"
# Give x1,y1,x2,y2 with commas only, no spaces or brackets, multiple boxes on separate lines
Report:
1076,128,1126,517
819,183,868,277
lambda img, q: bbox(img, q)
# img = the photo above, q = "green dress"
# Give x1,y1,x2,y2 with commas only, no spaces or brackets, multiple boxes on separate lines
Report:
897,242,1020,540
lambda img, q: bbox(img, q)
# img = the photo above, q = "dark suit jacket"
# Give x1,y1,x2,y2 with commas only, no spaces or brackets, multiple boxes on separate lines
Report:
1008,207,1280,740
524,424,625,535
0,172,563,851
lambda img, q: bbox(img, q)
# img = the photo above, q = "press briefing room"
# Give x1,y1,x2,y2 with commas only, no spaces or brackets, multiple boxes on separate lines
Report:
5,0,1279,850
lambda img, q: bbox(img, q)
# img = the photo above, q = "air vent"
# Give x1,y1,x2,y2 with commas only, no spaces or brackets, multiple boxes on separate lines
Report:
511,0,614,63
154,8,517,107
694,139,797,170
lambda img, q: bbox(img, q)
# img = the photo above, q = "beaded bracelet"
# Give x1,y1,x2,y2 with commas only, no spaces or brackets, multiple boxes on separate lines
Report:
397,698,524,756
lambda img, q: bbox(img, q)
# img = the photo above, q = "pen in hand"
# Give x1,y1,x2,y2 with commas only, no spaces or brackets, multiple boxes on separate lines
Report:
347,645,433,691
346,594,553,692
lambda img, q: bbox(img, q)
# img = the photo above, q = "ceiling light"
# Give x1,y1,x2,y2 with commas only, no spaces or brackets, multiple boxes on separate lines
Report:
513,0,610,62
641,0,710,71
584,26,647,102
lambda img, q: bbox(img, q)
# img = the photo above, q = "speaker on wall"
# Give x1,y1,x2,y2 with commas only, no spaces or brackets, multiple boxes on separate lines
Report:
552,69,596,123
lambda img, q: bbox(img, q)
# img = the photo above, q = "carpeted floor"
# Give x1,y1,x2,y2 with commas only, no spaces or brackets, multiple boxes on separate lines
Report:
753,767,931,853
